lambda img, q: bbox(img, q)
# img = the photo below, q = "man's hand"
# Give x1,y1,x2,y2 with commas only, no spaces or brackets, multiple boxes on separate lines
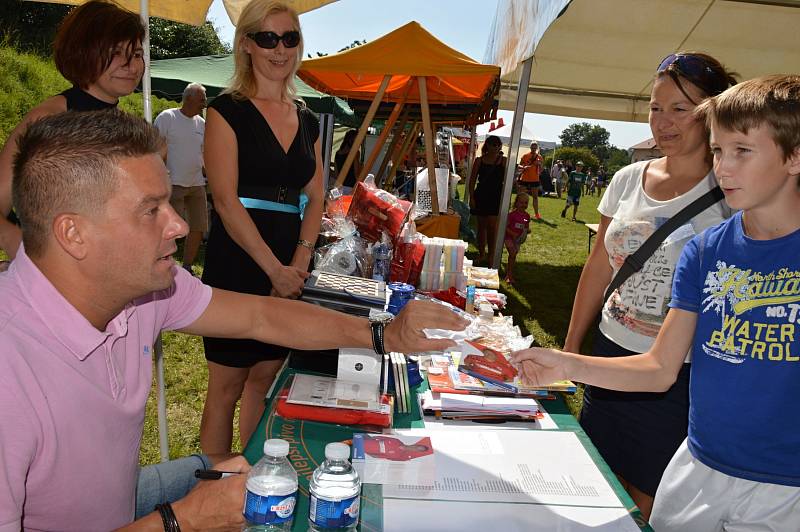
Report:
171,456,250,532
269,264,309,299
510,348,569,387
383,300,468,353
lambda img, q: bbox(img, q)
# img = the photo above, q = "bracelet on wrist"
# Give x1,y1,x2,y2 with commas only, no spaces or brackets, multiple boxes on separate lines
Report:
297,239,314,250
155,502,181,532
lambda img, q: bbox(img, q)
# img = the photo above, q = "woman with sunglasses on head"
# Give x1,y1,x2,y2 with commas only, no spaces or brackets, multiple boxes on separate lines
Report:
0,0,145,269
562,52,736,519
200,0,324,456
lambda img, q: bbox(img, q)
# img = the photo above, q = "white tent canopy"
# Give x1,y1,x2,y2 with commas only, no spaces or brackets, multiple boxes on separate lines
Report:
485,0,800,123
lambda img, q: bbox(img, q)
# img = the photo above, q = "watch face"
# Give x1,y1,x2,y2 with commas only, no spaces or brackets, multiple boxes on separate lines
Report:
371,311,394,323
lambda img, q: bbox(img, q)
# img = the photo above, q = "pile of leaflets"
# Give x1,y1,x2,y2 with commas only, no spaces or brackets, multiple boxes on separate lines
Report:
420,390,541,422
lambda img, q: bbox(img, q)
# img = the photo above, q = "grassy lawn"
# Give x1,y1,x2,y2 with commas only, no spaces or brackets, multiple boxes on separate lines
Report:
2,190,604,465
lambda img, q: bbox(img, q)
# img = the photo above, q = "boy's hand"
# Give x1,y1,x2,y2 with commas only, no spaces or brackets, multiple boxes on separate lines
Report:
510,348,568,386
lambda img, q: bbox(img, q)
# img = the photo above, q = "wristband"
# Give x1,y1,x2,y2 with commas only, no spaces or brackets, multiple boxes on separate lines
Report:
155,502,181,532
297,239,314,250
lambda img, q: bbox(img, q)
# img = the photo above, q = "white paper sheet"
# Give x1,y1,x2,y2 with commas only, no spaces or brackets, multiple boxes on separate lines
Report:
383,499,641,532
385,430,624,508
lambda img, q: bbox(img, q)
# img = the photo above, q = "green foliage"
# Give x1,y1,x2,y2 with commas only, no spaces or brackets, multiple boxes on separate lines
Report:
0,46,69,144
559,122,612,162
0,0,70,55
553,146,600,171
605,146,632,175
148,18,231,60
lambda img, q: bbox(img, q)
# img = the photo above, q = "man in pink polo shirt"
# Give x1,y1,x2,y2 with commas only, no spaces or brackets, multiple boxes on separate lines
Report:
0,111,466,531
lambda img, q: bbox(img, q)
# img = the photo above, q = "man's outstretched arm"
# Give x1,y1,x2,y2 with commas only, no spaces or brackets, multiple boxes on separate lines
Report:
180,288,468,355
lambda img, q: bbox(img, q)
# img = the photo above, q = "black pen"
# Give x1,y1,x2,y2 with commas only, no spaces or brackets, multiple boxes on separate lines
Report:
194,469,244,480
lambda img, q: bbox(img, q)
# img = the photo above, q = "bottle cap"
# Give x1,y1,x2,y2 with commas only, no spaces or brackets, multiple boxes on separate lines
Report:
264,438,290,457
325,442,350,461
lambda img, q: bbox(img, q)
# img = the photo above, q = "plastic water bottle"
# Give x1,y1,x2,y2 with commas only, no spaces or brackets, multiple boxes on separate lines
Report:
243,439,298,531
372,243,390,282
308,442,361,531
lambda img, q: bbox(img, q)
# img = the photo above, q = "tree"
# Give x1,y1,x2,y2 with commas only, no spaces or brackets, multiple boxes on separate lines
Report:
148,18,231,60
0,0,70,55
605,146,631,175
552,147,599,172
309,39,367,58
559,122,611,163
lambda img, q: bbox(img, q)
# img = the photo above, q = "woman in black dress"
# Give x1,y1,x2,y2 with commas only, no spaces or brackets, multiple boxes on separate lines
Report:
201,0,324,454
0,0,144,266
467,135,506,267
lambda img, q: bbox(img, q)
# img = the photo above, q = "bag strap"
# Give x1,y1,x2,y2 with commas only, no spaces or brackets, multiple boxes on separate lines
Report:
603,185,724,303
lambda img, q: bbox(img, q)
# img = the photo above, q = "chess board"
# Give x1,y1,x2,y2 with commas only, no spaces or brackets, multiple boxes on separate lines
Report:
301,270,388,316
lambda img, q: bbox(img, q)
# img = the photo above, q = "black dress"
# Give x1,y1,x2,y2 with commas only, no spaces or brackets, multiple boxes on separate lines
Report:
470,156,505,216
202,94,319,368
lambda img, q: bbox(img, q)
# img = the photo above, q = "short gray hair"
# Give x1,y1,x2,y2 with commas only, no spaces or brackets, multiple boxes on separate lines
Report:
182,82,206,102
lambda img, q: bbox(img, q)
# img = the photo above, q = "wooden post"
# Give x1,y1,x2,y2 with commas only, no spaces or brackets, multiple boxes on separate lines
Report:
463,128,478,204
385,122,419,189
375,106,411,184
418,76,440,214
357,83,410,183
334,74,391,188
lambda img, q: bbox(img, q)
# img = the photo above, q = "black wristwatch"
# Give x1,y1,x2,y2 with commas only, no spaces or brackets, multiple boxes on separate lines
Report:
369,311,394,355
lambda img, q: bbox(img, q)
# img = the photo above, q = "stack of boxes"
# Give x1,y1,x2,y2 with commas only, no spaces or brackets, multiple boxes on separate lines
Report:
417,237,467,292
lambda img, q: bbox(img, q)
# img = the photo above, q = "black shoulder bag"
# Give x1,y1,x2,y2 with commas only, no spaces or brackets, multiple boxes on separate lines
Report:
603,185,724,303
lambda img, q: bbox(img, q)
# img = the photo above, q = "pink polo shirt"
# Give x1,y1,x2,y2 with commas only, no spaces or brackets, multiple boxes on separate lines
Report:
0,248,212,531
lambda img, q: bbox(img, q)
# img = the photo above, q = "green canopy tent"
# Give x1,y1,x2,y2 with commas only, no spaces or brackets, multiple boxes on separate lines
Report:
146,54,357,126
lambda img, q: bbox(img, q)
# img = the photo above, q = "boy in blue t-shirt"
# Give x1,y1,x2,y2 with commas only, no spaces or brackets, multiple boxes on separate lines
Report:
512,75,800,530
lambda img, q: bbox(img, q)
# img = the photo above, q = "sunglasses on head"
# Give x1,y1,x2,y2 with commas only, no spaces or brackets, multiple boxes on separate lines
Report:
656,53,726,97
247,30,301,49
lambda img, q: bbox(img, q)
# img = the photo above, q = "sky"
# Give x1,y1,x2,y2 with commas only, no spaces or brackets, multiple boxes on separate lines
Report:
206,0,652,148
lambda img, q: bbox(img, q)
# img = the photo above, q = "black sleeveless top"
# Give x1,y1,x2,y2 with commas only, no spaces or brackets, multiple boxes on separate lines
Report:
202,93,320,365
59,86,117,111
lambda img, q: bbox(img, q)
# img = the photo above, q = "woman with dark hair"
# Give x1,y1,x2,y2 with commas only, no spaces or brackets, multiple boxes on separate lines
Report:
0,0,145,263
334,128,361,193
467,135,506,266
563,52,737,519
200,0,324,455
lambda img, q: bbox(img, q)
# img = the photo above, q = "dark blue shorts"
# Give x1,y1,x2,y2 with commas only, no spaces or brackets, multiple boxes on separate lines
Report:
580,329,690,497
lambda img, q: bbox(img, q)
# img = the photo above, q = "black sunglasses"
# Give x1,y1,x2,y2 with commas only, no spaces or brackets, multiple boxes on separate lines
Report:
247,30,301,49
656,53,727,97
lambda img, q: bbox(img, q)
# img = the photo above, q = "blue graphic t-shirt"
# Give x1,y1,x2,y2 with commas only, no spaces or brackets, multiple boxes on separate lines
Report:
670,211,800,486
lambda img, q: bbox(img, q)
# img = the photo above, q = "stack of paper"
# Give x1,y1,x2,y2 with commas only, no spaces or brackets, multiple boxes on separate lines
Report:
422,391,541,422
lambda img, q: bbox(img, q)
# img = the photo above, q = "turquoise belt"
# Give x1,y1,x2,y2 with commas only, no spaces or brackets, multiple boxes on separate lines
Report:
239,194,308,219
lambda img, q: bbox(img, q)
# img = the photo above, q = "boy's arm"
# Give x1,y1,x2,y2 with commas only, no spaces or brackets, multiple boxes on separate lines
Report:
511,307,696,392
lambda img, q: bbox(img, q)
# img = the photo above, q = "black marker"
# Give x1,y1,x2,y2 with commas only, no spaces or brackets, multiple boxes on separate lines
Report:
194,469,244,480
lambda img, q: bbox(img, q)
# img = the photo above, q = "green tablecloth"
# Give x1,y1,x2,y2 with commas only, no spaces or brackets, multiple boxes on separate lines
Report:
244,367,653,531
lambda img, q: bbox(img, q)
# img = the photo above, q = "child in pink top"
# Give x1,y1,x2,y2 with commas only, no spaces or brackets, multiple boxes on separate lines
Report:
503,193,531,284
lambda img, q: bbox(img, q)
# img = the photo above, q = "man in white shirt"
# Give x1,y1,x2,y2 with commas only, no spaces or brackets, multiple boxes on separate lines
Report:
154,83,207,274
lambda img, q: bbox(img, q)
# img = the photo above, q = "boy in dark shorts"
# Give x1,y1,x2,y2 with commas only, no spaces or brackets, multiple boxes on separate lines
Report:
561,161,586,221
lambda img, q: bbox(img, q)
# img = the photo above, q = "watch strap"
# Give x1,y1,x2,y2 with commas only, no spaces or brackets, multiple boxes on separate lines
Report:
371,320,387,355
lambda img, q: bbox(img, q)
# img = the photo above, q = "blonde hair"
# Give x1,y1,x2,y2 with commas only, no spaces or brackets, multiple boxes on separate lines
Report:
225,0,304,102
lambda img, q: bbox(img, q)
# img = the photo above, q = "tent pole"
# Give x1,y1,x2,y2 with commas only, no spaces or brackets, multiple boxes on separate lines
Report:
463,128,478,203
140,0,152,123
418,76,440,214
385,122,419,190
139,0,168,464
334,74,391,188
376,107,411,185
492,56,531,269
357,82,410,183
319,113,335,191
